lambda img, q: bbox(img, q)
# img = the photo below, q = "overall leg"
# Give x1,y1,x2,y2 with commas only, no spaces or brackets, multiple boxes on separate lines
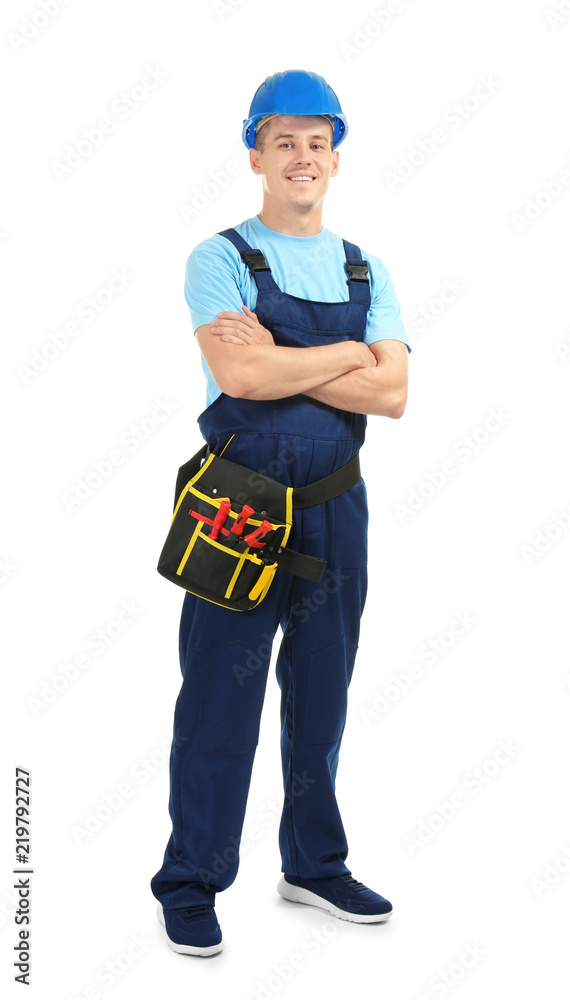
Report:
276,561,368,877
151,567,292,909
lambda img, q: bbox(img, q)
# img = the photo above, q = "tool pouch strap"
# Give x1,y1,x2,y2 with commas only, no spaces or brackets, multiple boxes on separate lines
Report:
173,446,361,512
291,452,361,508
270,544,325,583
174,444,209,510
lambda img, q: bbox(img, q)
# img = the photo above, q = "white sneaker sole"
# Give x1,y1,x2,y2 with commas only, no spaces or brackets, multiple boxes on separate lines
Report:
276,876,393,924
156,901,224,956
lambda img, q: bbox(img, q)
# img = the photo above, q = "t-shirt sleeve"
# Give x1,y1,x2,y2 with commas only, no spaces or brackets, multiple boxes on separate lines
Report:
184,246,245,333
363,255,411,354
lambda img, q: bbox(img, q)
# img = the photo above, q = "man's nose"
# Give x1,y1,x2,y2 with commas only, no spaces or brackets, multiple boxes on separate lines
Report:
293,148,314,163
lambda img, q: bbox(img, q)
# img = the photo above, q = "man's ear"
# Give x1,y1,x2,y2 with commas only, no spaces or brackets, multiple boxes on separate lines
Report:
249,147,262,175
330,150,340,178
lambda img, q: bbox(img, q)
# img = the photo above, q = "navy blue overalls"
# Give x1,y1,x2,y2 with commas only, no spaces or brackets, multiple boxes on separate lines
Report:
151,229,371,909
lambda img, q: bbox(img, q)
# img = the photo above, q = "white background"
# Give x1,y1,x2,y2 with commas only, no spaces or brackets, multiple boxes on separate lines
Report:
2,0,569,996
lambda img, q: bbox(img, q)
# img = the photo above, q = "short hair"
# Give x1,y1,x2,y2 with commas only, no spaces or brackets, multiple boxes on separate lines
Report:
254,118,334,153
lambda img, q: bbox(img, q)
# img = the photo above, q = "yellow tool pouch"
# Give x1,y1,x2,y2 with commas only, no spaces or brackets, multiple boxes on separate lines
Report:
157,438,361,612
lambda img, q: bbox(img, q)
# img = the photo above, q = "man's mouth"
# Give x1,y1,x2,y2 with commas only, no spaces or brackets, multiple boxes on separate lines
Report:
287,175,316,183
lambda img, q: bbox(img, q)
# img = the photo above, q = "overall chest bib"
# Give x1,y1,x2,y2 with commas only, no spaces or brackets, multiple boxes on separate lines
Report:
201,228,371,445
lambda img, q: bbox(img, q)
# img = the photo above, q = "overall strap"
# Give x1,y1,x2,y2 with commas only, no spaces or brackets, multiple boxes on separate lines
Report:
217,228,278,293
342,239,371,308
218,228,371,307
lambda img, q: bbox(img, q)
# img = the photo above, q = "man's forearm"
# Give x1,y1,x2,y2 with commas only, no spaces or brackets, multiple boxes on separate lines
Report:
302,365,405,417
230,340,373,400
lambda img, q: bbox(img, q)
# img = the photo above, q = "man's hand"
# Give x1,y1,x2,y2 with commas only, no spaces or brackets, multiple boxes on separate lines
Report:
208,305,275,346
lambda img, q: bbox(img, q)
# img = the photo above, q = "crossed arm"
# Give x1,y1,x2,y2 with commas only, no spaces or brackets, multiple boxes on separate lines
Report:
301,337,408,417
194,305,408,419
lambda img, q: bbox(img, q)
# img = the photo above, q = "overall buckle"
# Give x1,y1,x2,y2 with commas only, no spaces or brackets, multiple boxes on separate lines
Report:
240,249,271,273
345,258,369,283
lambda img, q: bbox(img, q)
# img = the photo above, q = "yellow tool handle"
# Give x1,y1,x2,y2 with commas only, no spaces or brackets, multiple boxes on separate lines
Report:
248,562,278,600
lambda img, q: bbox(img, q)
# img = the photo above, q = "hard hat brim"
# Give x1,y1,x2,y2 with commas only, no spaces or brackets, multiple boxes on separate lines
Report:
242,112,348,150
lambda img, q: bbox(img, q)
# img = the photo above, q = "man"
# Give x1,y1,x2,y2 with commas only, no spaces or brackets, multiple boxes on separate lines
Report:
151,69,410,957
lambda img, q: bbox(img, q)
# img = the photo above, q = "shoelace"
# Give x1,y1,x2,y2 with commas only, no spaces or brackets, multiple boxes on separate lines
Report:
339,874,365,888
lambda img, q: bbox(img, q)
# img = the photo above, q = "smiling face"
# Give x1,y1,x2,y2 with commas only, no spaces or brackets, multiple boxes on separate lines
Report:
249,115,339,217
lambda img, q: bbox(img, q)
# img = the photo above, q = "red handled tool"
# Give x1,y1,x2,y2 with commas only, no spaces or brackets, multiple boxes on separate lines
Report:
189,509,232,538
208,500,231,541
231,504,255,534
244,520,273,549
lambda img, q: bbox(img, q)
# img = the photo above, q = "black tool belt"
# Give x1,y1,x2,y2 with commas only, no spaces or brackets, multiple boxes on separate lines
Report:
157,442,361,612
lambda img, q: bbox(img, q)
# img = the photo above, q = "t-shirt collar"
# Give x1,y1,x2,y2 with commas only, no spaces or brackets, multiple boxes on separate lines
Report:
249,213,326,248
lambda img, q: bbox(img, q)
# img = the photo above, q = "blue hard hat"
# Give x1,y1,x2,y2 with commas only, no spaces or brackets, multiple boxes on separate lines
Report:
242,70,348,151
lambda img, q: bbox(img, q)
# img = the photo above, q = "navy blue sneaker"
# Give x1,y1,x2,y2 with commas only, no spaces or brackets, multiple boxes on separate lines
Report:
277,873,393,923
157,901,224,956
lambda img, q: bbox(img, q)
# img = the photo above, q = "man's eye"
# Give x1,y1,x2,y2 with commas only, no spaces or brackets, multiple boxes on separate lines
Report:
278,142,323,149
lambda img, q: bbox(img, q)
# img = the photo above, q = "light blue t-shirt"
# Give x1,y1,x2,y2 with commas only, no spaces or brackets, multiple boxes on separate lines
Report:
184,214,411,407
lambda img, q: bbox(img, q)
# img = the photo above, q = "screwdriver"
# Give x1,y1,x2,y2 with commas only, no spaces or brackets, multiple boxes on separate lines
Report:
231,504,255,534
209,500,232,541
